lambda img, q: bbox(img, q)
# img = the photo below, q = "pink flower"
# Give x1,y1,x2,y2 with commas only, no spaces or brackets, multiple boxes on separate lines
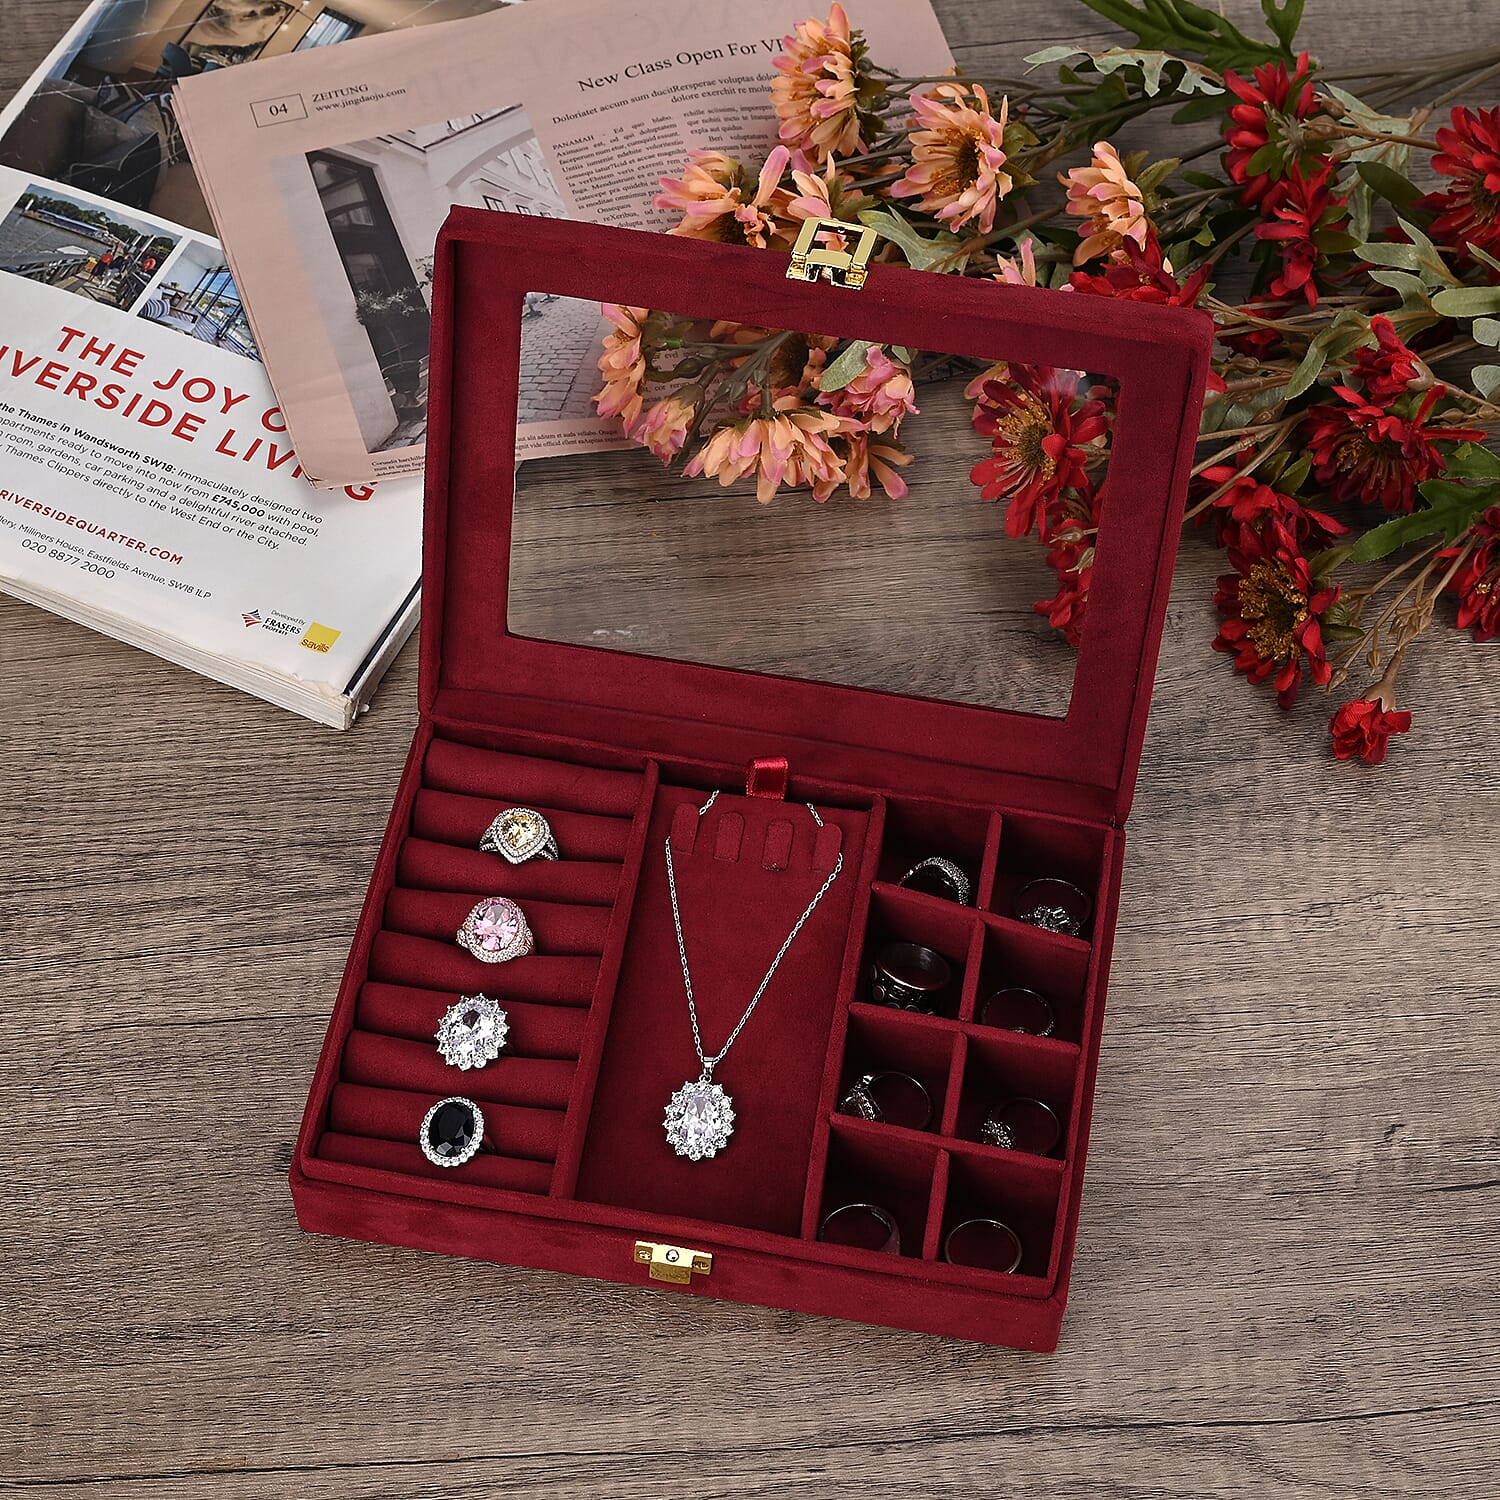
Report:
891,84,1013,235
1062,141,1149,265
834,431,913,500
819,344,917,434
635,393,696,462
594,303,651,434
656,147,791,247
771,4,867,164
684,399,851,503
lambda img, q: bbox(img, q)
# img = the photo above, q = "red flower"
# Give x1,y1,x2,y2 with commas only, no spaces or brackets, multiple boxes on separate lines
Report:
1416,106,1500,268
1213,530,1338,709
1350,315,1424,404
1329,697,1413,765
1256,160,1349,307
1223,52,1320,213
1303,387,1480,512
1068,236,1210,306
1221,295,1298,360
1443,503,1500,640
1033,512,1097,646
1201,465,1347,553
969,368,1109,540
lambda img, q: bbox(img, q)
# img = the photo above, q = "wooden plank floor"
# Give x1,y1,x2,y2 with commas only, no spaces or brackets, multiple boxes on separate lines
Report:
1,2,1496,1495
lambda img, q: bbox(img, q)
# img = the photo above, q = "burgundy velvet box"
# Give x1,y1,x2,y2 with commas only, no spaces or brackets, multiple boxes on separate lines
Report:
289,208,1213,1349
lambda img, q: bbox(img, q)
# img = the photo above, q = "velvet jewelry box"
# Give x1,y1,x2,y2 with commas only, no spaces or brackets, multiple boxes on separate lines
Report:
289,208,1213,1350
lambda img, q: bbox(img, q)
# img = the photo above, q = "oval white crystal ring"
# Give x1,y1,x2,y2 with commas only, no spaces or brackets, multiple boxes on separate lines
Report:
480,807,559,864
436,994,510,1070
455,896,534,963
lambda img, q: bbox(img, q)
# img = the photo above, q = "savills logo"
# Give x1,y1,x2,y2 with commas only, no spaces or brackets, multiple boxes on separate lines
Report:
242,609,262,628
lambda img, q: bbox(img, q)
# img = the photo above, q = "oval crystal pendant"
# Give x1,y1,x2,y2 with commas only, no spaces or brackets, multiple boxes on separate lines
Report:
664,1076,735,1160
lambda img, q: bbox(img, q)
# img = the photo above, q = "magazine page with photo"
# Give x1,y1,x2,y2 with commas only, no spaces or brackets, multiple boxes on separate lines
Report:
0,0,517,724
172,0,955,488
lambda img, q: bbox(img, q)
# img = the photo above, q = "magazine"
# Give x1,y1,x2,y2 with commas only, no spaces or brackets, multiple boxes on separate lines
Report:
172,0,955,489
0,0,518,727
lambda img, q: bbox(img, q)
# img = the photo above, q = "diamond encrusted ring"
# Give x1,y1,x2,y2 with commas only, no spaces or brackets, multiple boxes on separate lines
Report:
837,1071,934,1131
436,994,510,1070
1013,876,1093,937
456,896,534,963
480,807,559,864
419,1096,485,1167
898,855,973,906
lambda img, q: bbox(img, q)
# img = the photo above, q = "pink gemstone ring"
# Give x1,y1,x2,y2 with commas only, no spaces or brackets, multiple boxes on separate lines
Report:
455,896,534,964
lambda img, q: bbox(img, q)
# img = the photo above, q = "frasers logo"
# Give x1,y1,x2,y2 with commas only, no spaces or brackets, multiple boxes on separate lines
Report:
241,609,262,628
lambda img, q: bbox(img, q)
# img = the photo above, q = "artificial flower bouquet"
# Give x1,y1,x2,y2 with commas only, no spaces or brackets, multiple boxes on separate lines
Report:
593,0,1500,765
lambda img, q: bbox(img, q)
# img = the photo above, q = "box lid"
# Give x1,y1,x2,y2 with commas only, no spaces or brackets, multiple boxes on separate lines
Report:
421,209,1212,823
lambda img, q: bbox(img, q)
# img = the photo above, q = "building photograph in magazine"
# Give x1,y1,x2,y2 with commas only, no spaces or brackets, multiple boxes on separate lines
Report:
273,107,598,455
0,0,518,235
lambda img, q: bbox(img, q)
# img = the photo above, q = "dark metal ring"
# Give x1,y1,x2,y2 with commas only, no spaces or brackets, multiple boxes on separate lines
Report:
868,941,953,1013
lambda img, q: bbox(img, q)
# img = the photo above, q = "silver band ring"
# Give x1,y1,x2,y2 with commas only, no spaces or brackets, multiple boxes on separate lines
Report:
979,1096,1062,1156
817,1202,901,1255
898,855,973,906
456,896,534,963
480,807,559,863
978,986,1056,1037
837,1070,934,1131
1013,876,1093,937
942,1217,1023,1274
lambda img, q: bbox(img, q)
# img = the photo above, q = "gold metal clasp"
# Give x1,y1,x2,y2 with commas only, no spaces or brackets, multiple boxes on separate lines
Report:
634,1240,713,1285
786,216,877,290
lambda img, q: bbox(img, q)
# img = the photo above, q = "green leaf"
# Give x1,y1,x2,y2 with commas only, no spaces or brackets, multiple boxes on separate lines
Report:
1441,440,1500,479
1471,318,1500,348
818,340,877,392
1365,267,1432,307
1357,241,1428,271
1348,441,1500,561
1183,169,1223,189
1024,45,1088,69
1473,364,1500,399
1356,159,1423,210
889,345,914,364
1071,0,1289,70
857,207,967,273
1173,91,1231,124
1467,240,1500,277
1431,284,1500,319
1262,0,1304,50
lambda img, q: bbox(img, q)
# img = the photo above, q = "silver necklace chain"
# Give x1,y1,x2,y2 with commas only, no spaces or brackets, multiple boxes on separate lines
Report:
665,790,844,1077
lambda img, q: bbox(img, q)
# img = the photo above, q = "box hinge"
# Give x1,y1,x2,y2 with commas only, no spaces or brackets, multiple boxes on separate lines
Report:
785,217,876,289
634,1240,713,1285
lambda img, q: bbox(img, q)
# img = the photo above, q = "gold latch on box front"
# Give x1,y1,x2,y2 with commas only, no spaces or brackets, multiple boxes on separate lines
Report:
634,1240,713,1285
786,216,877,290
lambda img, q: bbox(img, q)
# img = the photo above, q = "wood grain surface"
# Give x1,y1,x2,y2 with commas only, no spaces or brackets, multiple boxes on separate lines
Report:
1,2,1497,1496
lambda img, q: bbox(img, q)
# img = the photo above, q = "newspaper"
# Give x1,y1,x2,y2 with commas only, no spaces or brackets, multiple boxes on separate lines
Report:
0,1,517,725
172,0,954,489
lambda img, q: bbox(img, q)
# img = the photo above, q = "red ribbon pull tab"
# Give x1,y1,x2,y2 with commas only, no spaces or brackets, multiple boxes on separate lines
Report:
745,755,790,801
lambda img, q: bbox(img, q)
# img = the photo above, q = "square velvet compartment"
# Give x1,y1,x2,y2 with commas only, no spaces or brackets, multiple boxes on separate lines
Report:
289,210,1213,1350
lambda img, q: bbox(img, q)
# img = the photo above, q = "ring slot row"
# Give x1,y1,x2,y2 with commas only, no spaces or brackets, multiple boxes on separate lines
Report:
308,732,658,1195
